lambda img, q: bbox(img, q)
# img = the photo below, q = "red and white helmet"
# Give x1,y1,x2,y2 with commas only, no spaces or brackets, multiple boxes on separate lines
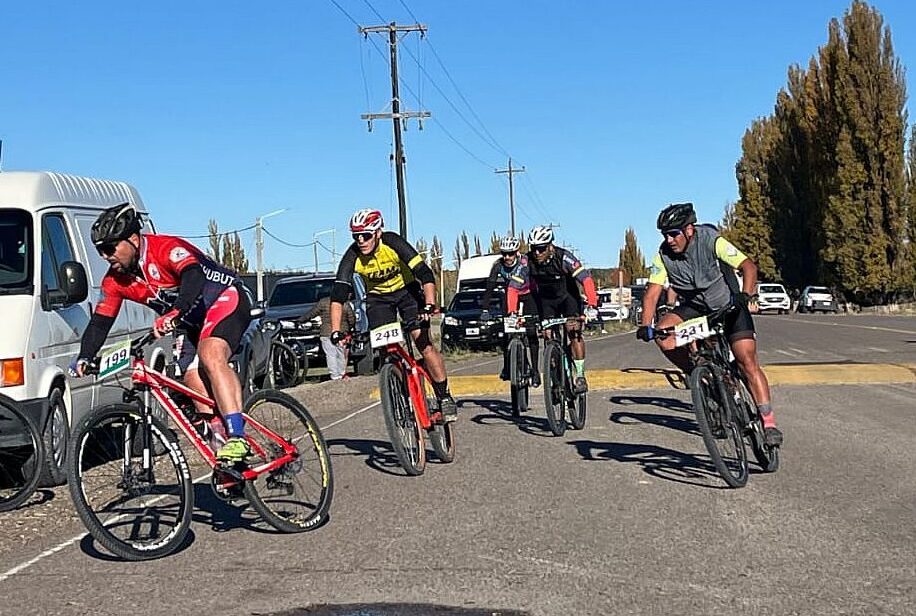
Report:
349,208,384,233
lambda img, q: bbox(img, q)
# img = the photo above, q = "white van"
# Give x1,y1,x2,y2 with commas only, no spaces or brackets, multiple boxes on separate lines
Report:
456,254,501,293
0,171,168,486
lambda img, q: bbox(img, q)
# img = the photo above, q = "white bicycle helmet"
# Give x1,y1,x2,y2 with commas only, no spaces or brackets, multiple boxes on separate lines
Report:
527,225,554,247
349,208,384,233
499,236,520,253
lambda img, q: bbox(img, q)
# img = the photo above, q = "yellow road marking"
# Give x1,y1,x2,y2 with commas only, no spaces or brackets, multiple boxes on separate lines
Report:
369,363,916,398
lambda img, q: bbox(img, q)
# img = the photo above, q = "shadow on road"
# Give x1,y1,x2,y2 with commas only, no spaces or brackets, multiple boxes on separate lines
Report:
620,367,688,389
609,411,700,437
326,437,410,477
568,439,729,489
191,484,280,534
609,394,693,413
463,398,555,438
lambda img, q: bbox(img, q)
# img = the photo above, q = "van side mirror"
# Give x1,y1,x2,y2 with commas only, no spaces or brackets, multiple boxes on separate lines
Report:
59,261,89,304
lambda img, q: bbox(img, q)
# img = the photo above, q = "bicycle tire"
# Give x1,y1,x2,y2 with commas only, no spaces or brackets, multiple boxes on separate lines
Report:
67,404,193,560
379,363,426,475
269,341,301,390
508,337,528,416
735,380,779,472
428,423,456,463
542,340,567,437
0,394,44,512
568,388,587,430
241,389,334,532
688,366,748,488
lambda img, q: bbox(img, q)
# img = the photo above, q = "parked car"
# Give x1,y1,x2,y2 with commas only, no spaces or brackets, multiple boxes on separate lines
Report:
264,273,373,376
440,289,505,352
798,286,839,313
596,289,629,322
756,283,791,314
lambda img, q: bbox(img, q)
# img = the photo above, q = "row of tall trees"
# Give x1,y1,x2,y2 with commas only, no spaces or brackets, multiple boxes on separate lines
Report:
724,1,913,303
207,219,249,273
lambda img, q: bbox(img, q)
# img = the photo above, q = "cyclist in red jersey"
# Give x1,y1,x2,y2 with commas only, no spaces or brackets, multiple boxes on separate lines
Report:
71,203,253,461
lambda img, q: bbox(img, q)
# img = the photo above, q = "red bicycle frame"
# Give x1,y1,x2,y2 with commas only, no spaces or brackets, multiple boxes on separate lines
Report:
127,356,297,482
381,342,442,428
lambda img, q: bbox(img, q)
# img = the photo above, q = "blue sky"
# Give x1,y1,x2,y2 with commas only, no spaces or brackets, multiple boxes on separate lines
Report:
2,1,915,271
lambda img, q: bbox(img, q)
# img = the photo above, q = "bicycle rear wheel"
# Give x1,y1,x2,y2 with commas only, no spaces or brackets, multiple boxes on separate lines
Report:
542,340,567,437
269,341,301,389
688,366,748,488
508,337,529,416
379,363,426,475
567,388,587,430
736,380,779,472
0,395,44,512
241,389,334,532
67,404,193,560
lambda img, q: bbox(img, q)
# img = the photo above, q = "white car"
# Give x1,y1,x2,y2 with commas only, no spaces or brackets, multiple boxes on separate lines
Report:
799,286,839,313
755,283,791,314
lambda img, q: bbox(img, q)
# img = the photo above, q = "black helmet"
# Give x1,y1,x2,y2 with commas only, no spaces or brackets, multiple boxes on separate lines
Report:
91,203,142,246
656,202,697,230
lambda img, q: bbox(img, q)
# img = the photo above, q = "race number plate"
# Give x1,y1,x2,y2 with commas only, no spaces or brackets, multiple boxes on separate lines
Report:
98,340,132,378
503,316,526,334
370,322,404,349
674,316,711,347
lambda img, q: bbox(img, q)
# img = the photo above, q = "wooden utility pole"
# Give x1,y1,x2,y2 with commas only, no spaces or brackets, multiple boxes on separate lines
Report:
359,22,430,238
495,158,525,237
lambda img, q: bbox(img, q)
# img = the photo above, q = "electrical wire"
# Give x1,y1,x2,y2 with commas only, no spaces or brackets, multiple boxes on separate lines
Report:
174,223,258,240
263,227,317,248
327,0,361,27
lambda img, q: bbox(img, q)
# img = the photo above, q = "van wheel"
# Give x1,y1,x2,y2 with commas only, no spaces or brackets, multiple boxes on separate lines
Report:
39,388,69,487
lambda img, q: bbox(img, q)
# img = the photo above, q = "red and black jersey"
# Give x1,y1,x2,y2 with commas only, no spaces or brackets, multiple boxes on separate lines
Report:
96,234,237,326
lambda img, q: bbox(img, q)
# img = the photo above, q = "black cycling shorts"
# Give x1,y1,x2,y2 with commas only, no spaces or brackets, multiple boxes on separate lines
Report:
673,302,755,342
176,283,252,373
365,282,428,332
534,293,582,320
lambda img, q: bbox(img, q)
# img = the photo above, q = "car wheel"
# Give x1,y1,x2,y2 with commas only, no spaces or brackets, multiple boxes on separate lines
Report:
354,351,375,376
39,388,69,487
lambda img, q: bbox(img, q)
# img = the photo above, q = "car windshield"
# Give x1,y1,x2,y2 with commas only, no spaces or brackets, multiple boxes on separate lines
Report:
759,285,785,293
268,279,334,307
0,209,33,293
449,291,497,312
630,286,646,301
808,287,830,294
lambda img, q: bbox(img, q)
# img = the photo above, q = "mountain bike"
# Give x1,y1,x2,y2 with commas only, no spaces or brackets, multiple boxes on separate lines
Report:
0,393,44,512
656,305,779,488
67,331,333,560
541,317,587,436
504,315,534,416
372,320,455,476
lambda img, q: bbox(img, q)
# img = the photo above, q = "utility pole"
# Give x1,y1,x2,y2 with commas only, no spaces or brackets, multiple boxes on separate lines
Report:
255,209,287,303
359,22,430,239
495,158,525,236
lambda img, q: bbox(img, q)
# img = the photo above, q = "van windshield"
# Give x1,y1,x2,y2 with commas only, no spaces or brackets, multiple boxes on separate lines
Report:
0,209,32,294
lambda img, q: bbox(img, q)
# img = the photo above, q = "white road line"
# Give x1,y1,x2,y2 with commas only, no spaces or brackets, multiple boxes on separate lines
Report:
0,401,379,586
790,317,916,335
788,348,808,355
866,346,889,353
776,349,796,357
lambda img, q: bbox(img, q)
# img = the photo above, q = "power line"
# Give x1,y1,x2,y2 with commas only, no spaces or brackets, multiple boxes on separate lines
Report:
361,0,386,22
327,0,361,27
174,223,258,240
263,226,317,248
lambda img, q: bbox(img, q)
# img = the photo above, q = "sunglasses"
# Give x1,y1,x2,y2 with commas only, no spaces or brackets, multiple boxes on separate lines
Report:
97,242,119,257
662,228,684,239
501,252,516,258
532,244,550,253
352,232,374,243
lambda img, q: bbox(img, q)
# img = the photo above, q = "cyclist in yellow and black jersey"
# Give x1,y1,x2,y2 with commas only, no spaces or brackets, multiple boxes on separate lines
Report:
329,209,457,421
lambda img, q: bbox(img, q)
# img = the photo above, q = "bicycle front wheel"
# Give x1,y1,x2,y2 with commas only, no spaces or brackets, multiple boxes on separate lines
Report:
379,363,426,475
0,395,44,512
508,337,528,416
269,341,301,389
242,389,334,532
542,340,567,437
67,404,193,560
688,366,748,488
